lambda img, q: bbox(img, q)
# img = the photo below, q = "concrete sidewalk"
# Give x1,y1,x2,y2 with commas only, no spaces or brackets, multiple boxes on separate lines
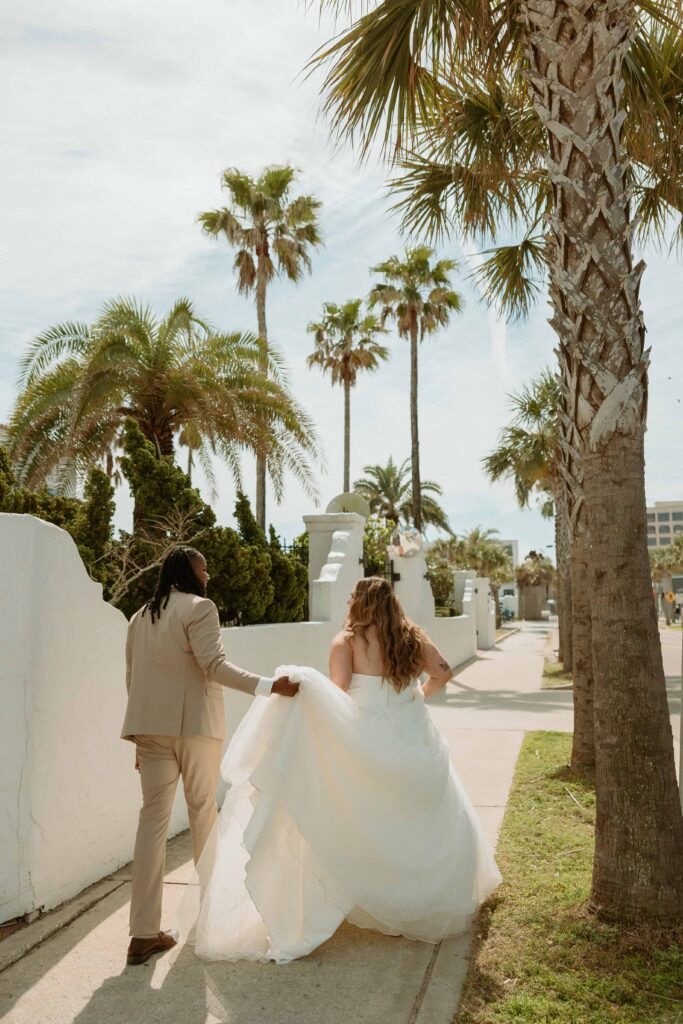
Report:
1,623,676,1024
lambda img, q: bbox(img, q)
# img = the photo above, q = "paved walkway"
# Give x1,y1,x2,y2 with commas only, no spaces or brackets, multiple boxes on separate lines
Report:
1,623,679,1024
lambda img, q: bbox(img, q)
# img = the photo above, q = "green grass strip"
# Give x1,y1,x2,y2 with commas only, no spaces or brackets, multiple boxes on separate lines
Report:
456,732,683,1024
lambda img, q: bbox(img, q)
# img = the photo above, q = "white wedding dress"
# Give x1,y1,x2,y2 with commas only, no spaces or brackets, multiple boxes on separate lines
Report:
180,665,502,964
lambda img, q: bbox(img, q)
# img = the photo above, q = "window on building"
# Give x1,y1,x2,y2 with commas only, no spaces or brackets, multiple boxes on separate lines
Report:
502,588,514,596
659,525,671,533
657,512,670,521
674,525,683,535
648,525,656,534
647,537,657,546
672,512,683,521
647,512,655,522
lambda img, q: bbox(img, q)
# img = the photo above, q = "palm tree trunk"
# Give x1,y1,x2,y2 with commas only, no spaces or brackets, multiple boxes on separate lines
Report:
255,261,268,530
556,483,573,672
492,585,502,629
570,519,594,769
554,506,564,664
343,377,351,492
409,323,421,532
143,421,173,459
522,0,683,922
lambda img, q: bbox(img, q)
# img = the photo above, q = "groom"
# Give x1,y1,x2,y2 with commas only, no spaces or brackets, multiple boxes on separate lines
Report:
121,545,298,966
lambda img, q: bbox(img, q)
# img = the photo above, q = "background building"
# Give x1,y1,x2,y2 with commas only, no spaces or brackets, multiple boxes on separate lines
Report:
647,500,683,548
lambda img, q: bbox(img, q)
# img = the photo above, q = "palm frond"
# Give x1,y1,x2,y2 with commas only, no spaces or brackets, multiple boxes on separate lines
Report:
469,234,547,322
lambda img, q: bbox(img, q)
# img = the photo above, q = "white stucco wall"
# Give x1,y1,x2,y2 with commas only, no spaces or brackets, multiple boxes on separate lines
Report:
473,577,497,649
304,513,365,624
0,514,189,924
0,513,479,923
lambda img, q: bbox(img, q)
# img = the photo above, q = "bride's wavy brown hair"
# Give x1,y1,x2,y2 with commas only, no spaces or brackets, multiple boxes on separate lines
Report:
345,577,427,692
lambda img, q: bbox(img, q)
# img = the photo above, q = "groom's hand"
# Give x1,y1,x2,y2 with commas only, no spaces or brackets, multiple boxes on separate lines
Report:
272,676,299,698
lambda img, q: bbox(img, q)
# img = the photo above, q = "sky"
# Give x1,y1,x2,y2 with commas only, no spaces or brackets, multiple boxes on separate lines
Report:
1,0,681,563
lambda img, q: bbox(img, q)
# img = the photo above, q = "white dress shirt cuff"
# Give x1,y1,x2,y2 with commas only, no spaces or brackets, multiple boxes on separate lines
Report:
255,676,274,697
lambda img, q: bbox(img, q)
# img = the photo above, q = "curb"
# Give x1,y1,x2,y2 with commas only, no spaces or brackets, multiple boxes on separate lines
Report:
0,877,126,974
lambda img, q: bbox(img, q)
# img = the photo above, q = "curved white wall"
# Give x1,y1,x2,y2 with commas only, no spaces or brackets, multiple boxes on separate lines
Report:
0,515,190,923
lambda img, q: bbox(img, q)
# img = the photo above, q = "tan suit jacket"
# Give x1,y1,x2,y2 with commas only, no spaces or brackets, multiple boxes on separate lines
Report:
121,589,261,741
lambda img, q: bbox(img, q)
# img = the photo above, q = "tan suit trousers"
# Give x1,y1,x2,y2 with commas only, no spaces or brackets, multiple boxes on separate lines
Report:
129,734,222,938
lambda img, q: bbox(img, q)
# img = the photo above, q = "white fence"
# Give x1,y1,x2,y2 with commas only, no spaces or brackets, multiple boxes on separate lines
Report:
0,513,492,923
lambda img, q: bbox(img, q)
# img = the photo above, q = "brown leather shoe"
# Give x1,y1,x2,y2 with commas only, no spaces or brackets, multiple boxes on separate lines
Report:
126,931,177,966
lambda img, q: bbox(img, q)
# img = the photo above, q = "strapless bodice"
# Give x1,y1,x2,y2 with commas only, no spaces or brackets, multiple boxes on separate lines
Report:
347,672,421,707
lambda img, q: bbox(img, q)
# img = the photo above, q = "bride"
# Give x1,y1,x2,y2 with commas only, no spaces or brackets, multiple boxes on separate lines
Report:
182,576,502,963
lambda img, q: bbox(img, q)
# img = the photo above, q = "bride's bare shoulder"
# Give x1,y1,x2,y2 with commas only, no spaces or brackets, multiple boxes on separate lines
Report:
329,630,354,689
331,629,352,649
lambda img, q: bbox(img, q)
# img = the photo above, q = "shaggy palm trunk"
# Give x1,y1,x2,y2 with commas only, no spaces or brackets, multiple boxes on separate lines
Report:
143,421,174,459
409,322,422,532
523,0,683,921
343,376,351,492
255,261,268,530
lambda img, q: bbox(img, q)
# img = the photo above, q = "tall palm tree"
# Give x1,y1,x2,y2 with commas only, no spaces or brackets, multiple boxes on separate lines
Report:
483,369,596,765
10,298,319,516
369,247,463,533
354,456,452,533
307,299,388,491
199,165,323,528
313,0,683,925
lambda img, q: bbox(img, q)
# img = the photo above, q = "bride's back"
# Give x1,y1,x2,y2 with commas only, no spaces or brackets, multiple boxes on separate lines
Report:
348,625,394,677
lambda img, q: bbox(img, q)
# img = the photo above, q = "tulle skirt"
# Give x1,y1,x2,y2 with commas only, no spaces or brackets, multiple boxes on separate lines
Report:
179,666,502,964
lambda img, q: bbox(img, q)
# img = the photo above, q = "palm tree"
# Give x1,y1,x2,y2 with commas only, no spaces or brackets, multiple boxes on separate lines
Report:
199,165,323,528
10,298,319,517
354,456,452,533
307,300,388,491
313,0,683,925
369,247,463,533
482,368,597,769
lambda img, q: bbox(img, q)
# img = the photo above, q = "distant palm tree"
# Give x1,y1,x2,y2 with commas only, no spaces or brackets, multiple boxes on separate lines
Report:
10,298,319,514
307,299,388,492
369,247,463,532
354,456,452,534
483,368,598,768
482,368,577,676
199,165,323,528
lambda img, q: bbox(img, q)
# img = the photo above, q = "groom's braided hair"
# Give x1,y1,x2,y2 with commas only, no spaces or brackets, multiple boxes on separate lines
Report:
143,546,205,623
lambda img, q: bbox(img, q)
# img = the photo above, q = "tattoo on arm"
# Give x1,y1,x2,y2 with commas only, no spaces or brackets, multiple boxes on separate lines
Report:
439,659,450,672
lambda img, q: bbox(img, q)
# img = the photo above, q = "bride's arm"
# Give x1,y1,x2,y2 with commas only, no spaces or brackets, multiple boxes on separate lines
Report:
329,631,353,691
420,640,454,698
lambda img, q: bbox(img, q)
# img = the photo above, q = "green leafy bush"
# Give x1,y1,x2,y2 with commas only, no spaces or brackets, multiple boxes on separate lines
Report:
0,446,115,585
234,493,308,623
0,427,305,625
363,515,395,575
